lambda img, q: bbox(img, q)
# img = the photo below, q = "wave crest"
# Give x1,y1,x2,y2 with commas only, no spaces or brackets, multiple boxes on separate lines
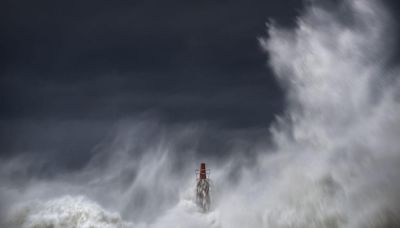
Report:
9,196,134,228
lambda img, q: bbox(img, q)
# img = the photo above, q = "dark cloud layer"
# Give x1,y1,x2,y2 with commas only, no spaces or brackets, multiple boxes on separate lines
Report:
0,0,305,168
1,0,304,121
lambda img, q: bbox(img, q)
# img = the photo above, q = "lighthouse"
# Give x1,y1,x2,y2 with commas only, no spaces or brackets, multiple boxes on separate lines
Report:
196,162,210,212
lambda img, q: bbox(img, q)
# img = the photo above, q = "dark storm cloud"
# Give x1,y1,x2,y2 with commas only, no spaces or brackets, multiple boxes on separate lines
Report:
0,0,304,120
0,0,305,168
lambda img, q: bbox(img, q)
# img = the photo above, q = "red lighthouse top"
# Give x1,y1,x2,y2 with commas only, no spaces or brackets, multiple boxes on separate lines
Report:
199,163,207,179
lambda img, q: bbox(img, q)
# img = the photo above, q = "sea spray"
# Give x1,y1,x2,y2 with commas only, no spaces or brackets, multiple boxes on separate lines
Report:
2,0,400,227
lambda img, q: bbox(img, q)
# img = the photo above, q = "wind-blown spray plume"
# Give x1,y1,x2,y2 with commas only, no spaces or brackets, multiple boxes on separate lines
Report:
1,0,400,227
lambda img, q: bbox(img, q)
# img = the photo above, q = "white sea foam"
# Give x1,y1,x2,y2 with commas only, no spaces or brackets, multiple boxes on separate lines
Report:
8,196,133,228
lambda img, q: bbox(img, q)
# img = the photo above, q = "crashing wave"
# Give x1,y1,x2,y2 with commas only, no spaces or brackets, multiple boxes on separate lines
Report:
2,0,400,227
8,196,134,228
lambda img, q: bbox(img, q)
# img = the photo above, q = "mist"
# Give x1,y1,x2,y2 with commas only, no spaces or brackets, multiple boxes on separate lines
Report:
1,0,400,227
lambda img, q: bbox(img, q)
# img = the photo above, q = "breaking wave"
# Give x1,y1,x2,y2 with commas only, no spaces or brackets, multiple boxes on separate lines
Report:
1,0,400,227
8,196,133,228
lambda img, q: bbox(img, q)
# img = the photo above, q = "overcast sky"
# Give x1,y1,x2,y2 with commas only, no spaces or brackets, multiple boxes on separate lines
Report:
1,0,400,170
